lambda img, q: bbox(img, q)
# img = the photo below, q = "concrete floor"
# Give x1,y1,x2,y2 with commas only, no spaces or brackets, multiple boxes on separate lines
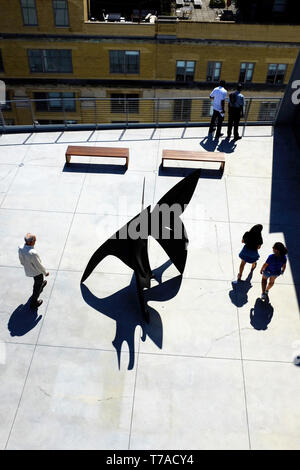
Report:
0,125,300,450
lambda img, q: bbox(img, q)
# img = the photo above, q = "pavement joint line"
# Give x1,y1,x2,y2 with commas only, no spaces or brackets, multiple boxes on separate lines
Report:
0,264,298,287
3,161,90,450
0,146,31,209
128,327,143,450
224,176,252,450
2,341,295,366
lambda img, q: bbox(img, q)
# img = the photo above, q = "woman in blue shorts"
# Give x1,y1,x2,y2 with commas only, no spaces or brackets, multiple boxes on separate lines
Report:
260,242,288,299
237,224,263,281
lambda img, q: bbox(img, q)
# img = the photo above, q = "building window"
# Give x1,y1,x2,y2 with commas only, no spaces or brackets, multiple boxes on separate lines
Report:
110,94,139,114
266,64,287,84
28,50,73,73
207,61,221,82
0,50,4,72
202,99,213,117
259,102,279,121
34,92,76,111
53,0,69,27
109,51,140,74
176,61,195,82
272,0,287,13
20,0,38,26
239,63,255,83
173,99,191,121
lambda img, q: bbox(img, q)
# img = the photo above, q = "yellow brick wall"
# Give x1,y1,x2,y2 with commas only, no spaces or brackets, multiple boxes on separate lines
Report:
0,0,84,34
1,38,297,84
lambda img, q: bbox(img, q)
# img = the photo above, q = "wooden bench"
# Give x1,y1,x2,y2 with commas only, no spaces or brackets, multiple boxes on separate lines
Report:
162,149,225,171
65,145,129,169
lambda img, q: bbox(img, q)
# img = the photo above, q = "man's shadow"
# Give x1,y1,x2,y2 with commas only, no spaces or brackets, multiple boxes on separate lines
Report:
80,260,182,370
229,271,253,307
250,297,274,330
8,298,42,337
217,137,237,154
200,134,219,152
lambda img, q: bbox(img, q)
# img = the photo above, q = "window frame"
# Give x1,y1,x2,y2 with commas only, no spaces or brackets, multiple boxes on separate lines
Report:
20,0,38,26
34,91,76,112
173,98,192,122
206,61,222,82
110,93,140,114
258,102,279,121
28,49,73,73
266,63,287,85
201,98,213,117
175,60,195,82
239,62,255,83
109,51,140,74
52,0,70,27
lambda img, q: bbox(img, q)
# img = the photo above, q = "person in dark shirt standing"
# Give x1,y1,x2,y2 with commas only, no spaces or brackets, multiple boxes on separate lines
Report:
237,224,263,281
260,242,288,300
227,83,245,141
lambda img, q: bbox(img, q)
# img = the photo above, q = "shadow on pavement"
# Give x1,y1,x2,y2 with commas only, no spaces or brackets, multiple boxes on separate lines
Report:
270,127,300,312
62,162,127,174
229,271,253,307
8,298,42,337
81,260,182,370
250,297,274,330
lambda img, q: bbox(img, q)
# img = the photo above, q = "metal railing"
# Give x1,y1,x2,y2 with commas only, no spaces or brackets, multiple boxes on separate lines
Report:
0,96,282,133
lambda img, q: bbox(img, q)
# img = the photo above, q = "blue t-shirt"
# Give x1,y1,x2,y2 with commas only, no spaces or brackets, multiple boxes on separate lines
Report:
265,254,287,275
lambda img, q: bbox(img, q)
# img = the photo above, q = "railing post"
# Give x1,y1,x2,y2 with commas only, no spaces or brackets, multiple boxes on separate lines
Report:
94,99,97,126
126,98,129,127
156,98,160,126
63,101,67,128
242,97,251,137
28,98,35,127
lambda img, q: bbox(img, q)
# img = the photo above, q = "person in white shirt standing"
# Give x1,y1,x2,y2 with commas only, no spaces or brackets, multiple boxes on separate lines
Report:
18,233,49,309
208,80,227,138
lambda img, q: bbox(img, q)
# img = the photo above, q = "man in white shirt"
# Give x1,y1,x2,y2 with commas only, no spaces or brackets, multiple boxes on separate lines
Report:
18,233,49,308
208,80,227,138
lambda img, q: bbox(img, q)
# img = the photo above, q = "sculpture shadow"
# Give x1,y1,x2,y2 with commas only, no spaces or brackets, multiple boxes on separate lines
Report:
250,297,274,330
80,260,182,370
229,271,253,307
62,162,127,174
8,298,42,337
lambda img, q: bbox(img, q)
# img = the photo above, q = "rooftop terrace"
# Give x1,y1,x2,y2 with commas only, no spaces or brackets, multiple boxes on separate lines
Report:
0,125,300,449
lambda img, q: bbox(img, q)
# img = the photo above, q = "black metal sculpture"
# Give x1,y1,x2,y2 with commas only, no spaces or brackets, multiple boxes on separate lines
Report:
81,169,201,322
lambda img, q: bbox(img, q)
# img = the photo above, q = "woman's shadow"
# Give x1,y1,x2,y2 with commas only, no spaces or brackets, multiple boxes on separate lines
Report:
250,296,274,330
80,260,182,370
8,298,42,337
229,271,253,307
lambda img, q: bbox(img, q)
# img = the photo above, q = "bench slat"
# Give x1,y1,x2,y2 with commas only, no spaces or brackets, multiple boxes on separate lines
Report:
65,145,129,168
162,149,225,171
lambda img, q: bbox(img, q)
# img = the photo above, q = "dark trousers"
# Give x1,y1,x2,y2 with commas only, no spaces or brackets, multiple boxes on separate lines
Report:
31,273,44,307
209,110,224,137
227,107,241,138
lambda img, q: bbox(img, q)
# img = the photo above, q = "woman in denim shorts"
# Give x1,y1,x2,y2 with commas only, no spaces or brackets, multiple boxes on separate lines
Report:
260,242,288,299
237,224,263,281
